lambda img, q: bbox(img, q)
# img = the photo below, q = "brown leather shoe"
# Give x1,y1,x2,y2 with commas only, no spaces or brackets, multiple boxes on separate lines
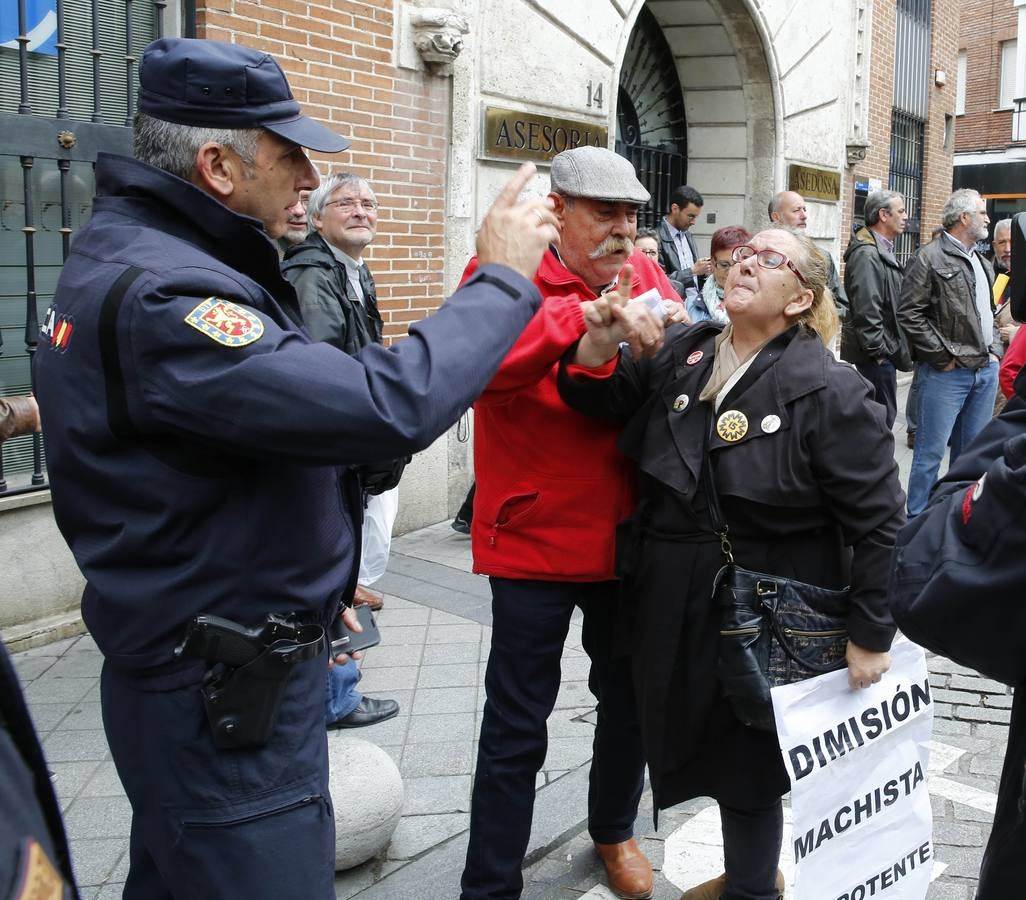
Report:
680,869,784,900
594,838,653,900
680,874,725,900
352,585,383,611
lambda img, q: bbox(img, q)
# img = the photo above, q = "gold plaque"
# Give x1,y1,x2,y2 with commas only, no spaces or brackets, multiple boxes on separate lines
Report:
716,410,749,442
482,106,608,163
787,164,841,202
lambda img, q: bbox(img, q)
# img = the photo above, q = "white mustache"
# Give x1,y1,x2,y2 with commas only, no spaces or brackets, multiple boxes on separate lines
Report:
589,236,634,259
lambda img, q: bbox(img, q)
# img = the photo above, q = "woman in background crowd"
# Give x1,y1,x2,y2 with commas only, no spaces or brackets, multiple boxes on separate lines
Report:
687,226,752,324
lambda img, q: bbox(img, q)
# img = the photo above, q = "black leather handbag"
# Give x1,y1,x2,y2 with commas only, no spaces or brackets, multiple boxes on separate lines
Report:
703,416,850,732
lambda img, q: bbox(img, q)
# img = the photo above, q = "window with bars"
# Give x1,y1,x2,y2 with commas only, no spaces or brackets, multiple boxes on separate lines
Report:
889,110,925,264
889,0,931,266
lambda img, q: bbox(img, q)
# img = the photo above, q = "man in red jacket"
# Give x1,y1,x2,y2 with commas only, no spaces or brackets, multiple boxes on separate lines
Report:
460,146,681,900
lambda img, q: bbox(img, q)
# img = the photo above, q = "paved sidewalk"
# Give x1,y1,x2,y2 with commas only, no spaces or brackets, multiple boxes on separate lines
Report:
9,375,1011,899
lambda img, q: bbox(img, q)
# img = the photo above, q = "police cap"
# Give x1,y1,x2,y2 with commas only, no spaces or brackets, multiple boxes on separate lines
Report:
138,38,350,153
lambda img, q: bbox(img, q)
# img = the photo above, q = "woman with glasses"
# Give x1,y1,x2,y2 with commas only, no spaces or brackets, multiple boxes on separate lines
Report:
557,227,904,900
688,225,752,325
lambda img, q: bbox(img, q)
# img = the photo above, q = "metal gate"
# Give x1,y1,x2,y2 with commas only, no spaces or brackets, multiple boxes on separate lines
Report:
615,4,686,231
889,110,925,264
888,0,932,265
0,0,194,495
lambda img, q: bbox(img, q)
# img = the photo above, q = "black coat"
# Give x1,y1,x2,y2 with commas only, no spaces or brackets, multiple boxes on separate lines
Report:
558,322,904,811
897,233,1001,368
841,227,912,370
281,232,384,356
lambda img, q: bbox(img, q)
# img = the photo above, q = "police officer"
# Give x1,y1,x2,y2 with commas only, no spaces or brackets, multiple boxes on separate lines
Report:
1,400,79,899
0,643,79,899
890,394,1026,899
33,37,557,899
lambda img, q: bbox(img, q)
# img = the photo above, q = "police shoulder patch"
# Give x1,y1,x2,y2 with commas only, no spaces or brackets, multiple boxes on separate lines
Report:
185,298,264,347
12,838,64,899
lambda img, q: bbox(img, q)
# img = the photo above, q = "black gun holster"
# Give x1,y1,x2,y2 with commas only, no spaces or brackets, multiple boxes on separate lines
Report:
201,623,325,750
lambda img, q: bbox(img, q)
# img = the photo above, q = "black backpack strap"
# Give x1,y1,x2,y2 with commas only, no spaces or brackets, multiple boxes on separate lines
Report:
97,266,145,440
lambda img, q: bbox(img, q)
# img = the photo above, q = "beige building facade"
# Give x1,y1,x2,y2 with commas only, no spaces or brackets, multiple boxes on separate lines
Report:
0,0,959,639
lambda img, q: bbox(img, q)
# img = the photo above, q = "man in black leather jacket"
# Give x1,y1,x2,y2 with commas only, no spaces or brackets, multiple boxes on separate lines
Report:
841,190,912,428
283,172,404,728
898,188,1002,516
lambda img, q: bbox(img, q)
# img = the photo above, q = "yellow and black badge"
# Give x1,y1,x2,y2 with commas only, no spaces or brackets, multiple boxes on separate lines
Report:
716,410,748,442
185,298,264,347
12,839,65,899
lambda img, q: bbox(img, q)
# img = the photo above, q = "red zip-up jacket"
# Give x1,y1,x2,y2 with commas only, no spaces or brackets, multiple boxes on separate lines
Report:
463,247,678,581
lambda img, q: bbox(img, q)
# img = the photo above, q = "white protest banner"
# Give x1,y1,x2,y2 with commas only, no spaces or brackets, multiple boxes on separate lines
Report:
772,640,934,900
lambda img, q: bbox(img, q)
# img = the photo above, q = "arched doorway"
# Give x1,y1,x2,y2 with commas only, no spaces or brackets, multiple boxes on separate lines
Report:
616,0,777,245
616,4,687,230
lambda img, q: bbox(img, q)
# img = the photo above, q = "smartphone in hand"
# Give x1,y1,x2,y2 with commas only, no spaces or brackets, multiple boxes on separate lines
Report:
330,604,381,656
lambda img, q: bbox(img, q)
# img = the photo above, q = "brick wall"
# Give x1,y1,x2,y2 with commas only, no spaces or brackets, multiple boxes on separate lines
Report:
194,1,450,342
841,0,898,243
955,0,1018,153
840,0,957,253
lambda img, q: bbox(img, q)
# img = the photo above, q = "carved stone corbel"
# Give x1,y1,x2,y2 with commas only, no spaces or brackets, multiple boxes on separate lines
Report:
846,142,869,167
411,8,470,76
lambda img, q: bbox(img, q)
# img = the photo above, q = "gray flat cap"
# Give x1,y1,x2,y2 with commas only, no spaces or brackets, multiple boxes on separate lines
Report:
550,146,650,205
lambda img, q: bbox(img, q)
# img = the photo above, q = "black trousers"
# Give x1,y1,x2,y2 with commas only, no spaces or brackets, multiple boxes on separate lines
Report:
720,800,784,900
977,691,1026,898
855,360,898,430
460,578,646,900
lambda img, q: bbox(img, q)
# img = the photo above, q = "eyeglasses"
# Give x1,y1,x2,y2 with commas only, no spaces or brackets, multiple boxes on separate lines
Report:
731,244,809,287
713,260,734,271
639,248,659,258
325,199,379,213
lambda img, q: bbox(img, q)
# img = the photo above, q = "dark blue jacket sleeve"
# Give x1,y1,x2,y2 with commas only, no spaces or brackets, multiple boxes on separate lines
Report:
120,265,540,465
889,394,1026,684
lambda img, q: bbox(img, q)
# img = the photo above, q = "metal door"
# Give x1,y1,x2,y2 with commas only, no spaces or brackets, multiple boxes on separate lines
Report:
0,0,193,495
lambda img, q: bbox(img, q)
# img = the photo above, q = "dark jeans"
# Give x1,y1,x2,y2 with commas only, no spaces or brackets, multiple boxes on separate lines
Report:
854,359,897,430
460,578,646,900
905,363,922,435
721,800,784,900
457,482,475,523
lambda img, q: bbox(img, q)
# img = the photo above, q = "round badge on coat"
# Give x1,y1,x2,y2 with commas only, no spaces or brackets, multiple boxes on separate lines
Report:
761,415,781,434
672,394,689,412
687,350,704,366
716,410,748,442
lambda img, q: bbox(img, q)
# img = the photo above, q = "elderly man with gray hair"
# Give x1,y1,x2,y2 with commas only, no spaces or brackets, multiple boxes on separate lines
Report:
898,188,1002,516
283,171,405,729
840,189,912,428
283,172,384,353
459,145,683,900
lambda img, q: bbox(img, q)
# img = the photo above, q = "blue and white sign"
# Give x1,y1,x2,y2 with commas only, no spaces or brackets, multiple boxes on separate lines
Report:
1,1,58,56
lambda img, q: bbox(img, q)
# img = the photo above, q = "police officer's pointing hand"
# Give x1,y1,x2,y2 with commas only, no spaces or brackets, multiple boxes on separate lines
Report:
476,162,560,280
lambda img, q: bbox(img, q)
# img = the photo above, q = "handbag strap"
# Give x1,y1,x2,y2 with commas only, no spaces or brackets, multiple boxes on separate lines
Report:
700,408,734,564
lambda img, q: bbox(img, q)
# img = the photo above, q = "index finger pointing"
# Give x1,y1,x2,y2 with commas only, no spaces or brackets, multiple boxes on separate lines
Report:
614,263,634,301
492,162,538,210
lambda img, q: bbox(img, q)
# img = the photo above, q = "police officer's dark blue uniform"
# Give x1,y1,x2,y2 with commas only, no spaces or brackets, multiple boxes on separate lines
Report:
32,38,545,899
1,406,77,898
890,382,1026,899
1,640,79,900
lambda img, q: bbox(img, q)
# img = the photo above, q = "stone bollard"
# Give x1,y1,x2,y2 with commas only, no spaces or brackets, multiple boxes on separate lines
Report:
328,734,404,870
